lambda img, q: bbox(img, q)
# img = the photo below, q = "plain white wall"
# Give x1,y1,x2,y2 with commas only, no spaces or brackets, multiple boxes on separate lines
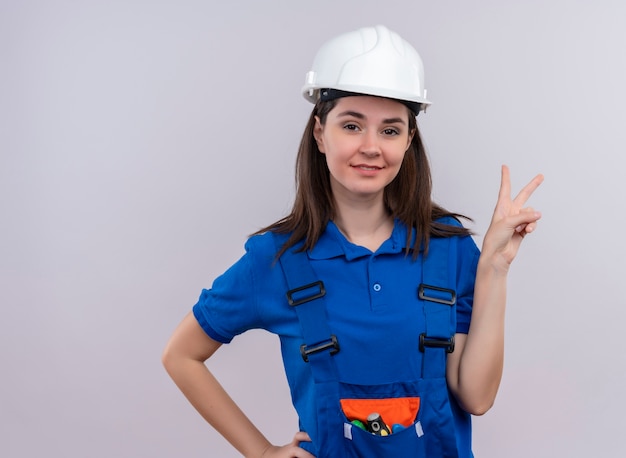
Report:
2,1,625,457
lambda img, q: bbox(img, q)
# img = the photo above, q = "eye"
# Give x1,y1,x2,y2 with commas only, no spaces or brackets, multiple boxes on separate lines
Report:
343,123,361,132
382,127,400,136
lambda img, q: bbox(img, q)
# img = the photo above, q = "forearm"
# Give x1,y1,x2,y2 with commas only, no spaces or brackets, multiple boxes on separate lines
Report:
455,253,508,415
450,166,543,415
164,356,271,458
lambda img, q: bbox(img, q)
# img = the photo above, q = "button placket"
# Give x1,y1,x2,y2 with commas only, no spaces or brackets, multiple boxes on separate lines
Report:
369,255,385,309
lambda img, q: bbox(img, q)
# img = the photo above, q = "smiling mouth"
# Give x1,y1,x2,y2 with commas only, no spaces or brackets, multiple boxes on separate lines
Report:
354,165,383,171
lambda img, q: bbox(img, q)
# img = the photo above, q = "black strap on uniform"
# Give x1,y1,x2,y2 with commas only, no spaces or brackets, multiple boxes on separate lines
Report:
275,236,340,383
419,236,458,379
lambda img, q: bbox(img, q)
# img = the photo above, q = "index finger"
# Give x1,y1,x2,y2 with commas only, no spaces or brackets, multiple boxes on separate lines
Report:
497,165,512,204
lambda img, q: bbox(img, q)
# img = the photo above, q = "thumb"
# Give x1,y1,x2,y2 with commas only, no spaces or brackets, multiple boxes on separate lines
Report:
292,431,312,444
509,209,542,232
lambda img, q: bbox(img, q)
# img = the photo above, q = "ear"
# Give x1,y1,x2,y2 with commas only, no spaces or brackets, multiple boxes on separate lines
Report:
313,116,325,153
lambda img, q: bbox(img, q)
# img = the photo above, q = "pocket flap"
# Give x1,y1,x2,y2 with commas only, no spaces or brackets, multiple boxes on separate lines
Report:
340,397,420,428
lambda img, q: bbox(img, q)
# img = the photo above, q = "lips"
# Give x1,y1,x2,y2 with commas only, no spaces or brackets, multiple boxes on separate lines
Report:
353,164,383,171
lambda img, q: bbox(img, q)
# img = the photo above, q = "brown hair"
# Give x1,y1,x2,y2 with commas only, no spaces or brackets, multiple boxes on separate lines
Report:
255,98,472,258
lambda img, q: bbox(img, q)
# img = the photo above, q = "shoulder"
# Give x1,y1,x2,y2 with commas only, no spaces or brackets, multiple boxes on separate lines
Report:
244,230,297,263
434,215,464,229
431,216,479,257
244,231,282,257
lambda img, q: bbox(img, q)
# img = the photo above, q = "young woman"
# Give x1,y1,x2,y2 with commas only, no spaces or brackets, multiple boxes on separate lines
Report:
162,25,543,458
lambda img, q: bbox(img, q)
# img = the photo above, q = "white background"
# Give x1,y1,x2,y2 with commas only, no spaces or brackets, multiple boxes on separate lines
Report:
2,1,625,457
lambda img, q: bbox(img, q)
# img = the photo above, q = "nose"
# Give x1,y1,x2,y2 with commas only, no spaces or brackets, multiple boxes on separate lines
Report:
359,129,381,157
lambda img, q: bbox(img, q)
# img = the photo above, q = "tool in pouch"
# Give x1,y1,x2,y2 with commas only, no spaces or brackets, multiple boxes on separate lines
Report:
277,234,466,457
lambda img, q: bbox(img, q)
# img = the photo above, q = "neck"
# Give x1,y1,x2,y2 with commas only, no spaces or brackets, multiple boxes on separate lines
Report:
332,195,394,252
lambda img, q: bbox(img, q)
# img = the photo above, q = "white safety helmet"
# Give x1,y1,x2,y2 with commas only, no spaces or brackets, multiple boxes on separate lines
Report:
302,25,431,114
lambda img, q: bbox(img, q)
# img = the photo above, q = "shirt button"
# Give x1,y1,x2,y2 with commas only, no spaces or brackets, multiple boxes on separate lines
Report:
373,283,382,292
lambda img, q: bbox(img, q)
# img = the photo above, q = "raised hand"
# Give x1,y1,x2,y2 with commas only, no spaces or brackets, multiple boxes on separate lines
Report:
482,165,544,270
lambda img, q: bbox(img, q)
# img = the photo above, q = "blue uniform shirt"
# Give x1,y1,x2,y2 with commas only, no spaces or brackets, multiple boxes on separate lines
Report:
193,218,480,448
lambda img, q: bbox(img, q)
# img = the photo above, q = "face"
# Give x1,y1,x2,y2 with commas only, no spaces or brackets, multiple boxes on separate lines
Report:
313,96,414,203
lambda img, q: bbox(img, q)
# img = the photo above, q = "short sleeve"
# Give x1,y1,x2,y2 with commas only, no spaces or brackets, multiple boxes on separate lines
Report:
455,234,480,334
192,239,264,343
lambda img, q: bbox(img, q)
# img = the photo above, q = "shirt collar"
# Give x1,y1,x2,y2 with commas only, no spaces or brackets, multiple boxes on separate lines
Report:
308,219,419,261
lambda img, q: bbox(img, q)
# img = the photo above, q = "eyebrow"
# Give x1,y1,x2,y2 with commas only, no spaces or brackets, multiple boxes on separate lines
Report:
336,110,407,125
